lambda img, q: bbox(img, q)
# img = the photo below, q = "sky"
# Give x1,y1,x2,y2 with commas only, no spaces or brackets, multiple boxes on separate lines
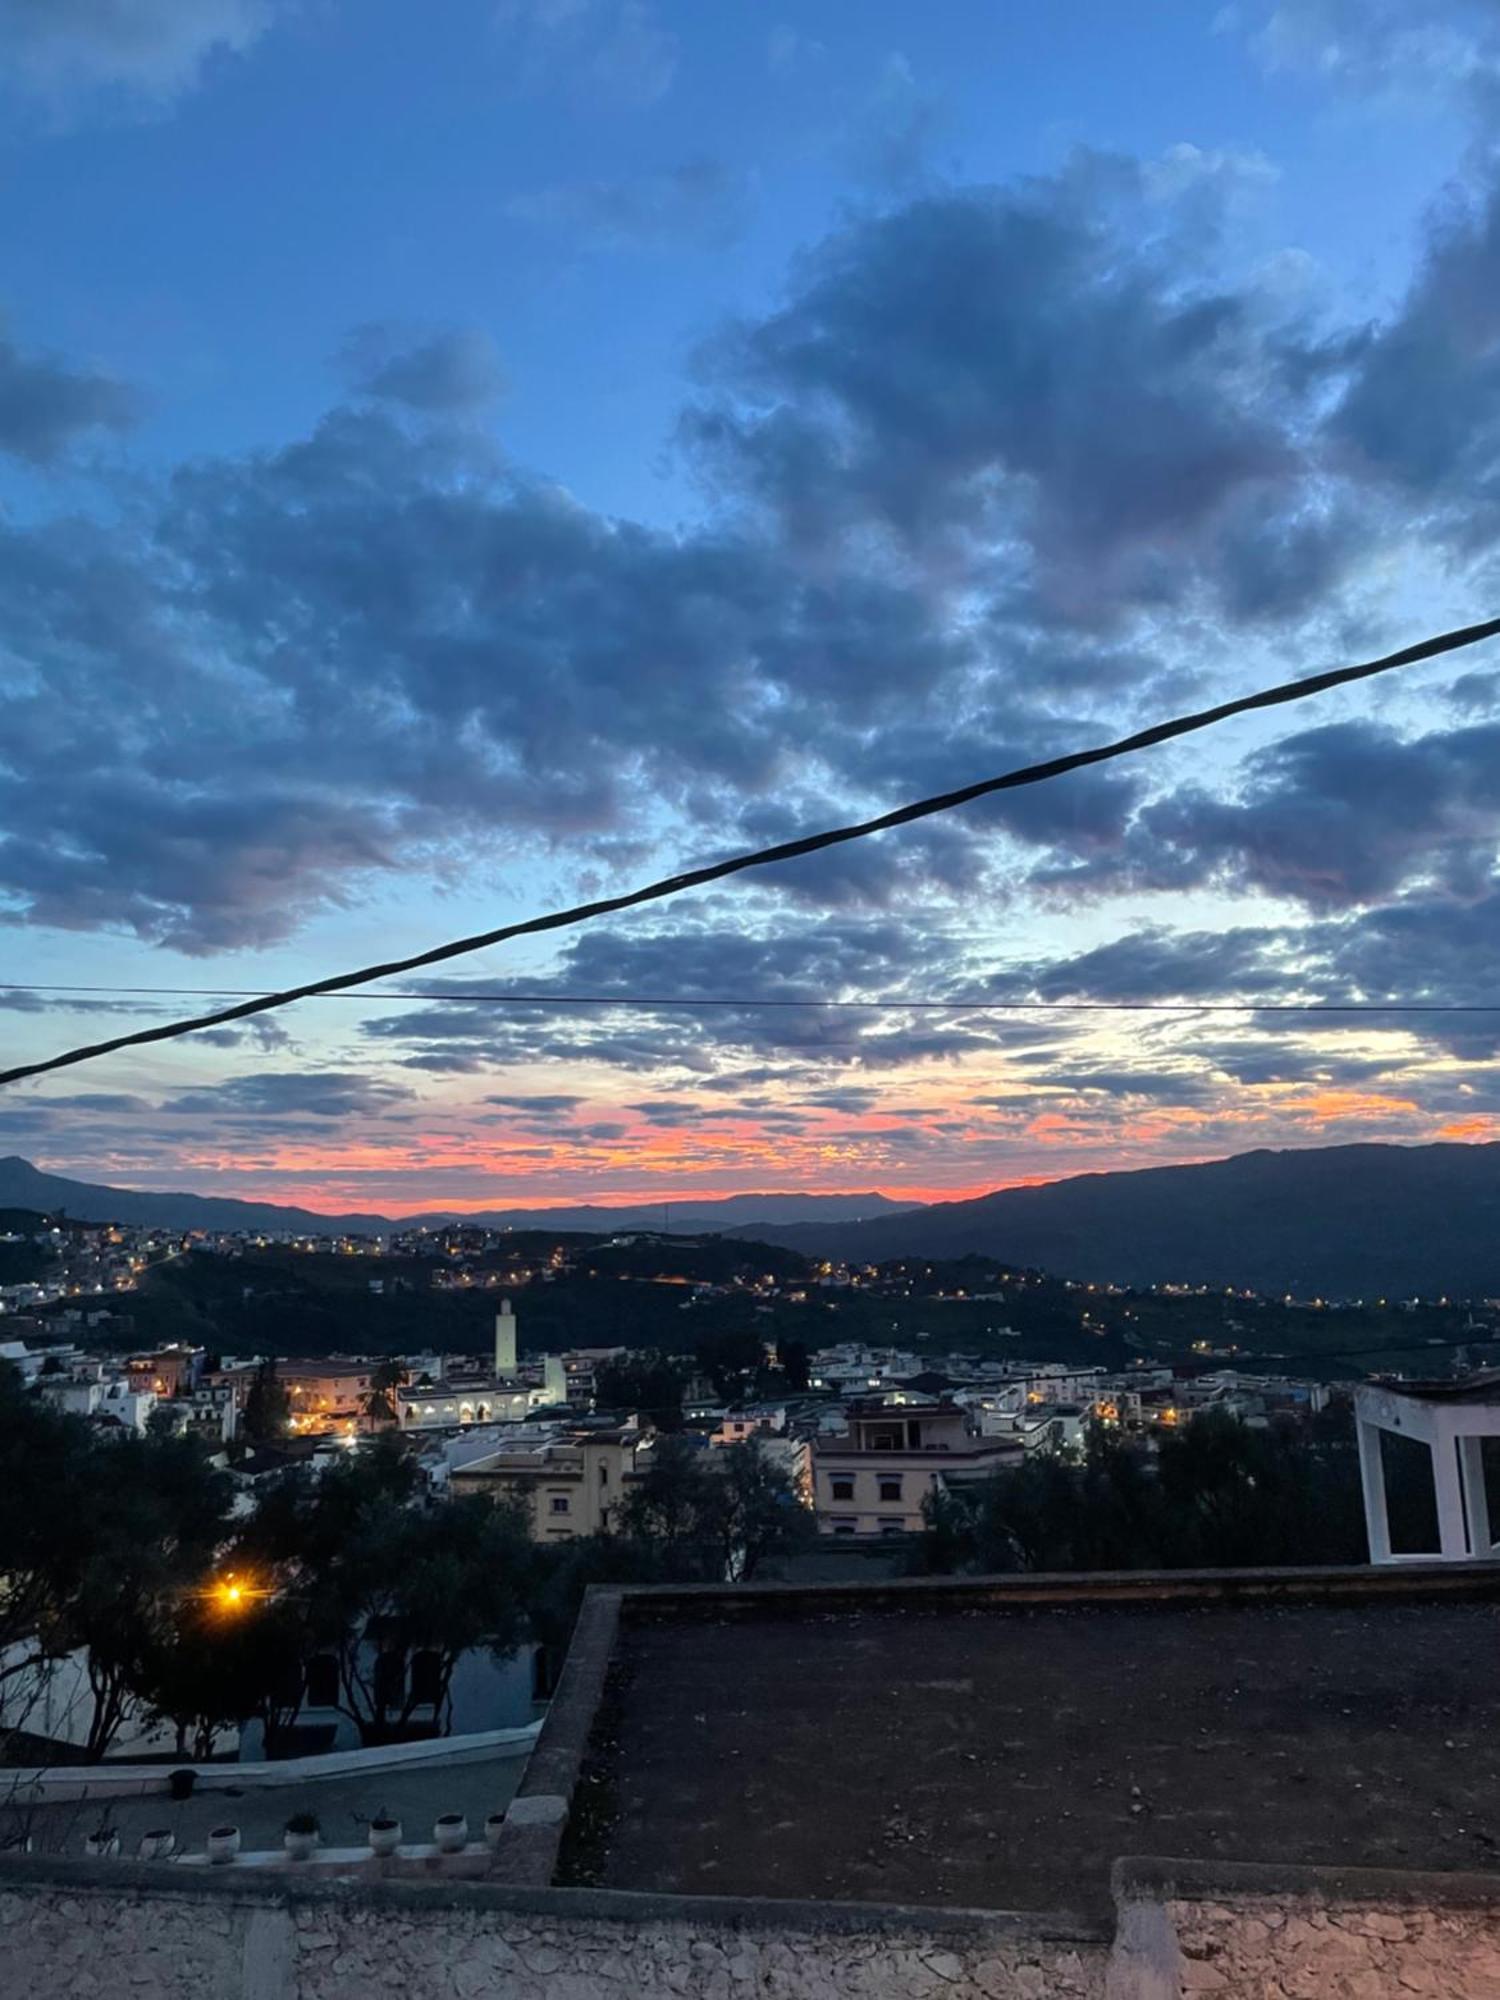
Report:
6,0,1500,1216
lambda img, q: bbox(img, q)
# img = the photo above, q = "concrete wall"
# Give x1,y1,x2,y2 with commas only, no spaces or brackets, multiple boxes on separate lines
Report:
0,1860,1109,1999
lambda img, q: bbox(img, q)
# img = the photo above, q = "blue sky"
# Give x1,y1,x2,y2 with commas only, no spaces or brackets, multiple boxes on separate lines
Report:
6,0,1500,1214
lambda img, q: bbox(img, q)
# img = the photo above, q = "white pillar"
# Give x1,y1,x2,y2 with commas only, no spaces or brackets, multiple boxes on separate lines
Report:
1431,1429,1471,1559
1356,1417,1392,1564
1460,1434,1493,1555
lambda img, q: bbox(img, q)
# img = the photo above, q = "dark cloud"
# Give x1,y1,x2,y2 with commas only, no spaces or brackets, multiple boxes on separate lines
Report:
0,328,136,464
4,140,1498,1003
1331,176,1500,547
684,154,1346,627
1067,719,1500,910
339,327,506,414
505,158,749,250
158,1072,412,1120
359,923,1007,1076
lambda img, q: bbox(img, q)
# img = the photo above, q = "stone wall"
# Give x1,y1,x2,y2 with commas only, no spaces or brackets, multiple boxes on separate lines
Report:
0,1858,1110,2000
1171,1895,1500,1998
8,1850,1500,1997
1112,1860,1500,1999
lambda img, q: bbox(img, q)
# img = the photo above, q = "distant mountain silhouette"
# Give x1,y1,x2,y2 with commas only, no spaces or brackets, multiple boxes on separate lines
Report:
733,1143,1500,1299
0,1157,913,1239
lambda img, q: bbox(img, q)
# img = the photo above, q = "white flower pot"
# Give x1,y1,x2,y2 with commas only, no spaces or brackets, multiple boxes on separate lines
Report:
84,1833,120,1859
206,1826,241,1866
137,1830,175,1861
433,1813,468,1853
368,1819,402,1857
283,1829,319,1861
483,1813,506,1851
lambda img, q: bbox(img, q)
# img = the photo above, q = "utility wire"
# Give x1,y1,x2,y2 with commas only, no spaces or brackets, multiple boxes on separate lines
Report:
5,611,1498,1089
7,984,1500,1013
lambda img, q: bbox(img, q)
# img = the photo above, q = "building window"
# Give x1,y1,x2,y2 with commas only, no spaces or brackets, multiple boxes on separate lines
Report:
550,1495,571,1514
880,1522,905,1538
831,1477,854,1501
599,1463,609,1485
878,1477,902,1503
831,1517,858,1537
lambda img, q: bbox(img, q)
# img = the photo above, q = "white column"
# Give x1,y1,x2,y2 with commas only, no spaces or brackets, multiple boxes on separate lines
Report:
1356,1417,1392,1564
1431,1427,1471,1559
1460,1434,1493,1556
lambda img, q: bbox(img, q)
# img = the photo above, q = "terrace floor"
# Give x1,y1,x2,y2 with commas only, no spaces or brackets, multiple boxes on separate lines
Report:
570,1594,1500,1913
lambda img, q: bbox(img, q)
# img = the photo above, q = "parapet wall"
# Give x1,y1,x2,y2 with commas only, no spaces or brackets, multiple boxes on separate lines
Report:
8,1852,1500,1998
0,1858,1109,1999
1111,1860,1500,1999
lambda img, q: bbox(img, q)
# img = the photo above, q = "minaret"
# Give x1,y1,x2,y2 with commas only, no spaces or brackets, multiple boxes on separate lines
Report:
494,1298,518,1378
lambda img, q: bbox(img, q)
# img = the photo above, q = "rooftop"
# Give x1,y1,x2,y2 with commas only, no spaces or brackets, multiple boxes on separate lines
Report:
559,1571,1500,1916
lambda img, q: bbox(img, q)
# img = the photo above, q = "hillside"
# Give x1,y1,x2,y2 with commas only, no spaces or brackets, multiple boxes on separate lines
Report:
0,1158,914,1239
739,1143,1500,1300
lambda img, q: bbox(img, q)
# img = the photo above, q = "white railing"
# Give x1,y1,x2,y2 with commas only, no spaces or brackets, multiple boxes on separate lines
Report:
3,1720,542,1804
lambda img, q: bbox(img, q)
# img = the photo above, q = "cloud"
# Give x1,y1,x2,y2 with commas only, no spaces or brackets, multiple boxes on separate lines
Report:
0,326,137,463
494,0,678,105
683,152,1350,628
1331,177,1500,548
158,1071,413,1119
838,53,948,191
0,0,276,107
339,326,507,414
1062,718,1500,911
1242,1,1500,109
505,158,750,250
1,142,1495,984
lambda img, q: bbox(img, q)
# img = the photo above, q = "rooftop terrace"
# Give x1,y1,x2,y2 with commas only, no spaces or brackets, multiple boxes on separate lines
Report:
556,1570,1500,1917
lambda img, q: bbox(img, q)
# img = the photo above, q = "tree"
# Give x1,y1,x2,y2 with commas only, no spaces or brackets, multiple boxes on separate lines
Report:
917,1411,1367,1578
776,1338,811,1392
243,1361,290,1443
63,1432,235,1759
619,1435,810,1582
715,1438,815,1581
233,1435,527,1745
362,1359,406,1430
327,1495,534,1739
594,1350,686,1429
0,1367,93,1747
694,1327,767,1400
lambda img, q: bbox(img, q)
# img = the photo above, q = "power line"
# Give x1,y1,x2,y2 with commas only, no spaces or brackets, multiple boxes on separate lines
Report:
5,611,1498,1089
6,983,1500,1014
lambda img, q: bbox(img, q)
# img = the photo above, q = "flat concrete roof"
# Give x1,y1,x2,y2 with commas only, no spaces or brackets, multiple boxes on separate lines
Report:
563,1581,1500,1915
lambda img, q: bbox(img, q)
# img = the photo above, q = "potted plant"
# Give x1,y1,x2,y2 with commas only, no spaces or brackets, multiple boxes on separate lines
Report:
83,1819,119,1859
137,1829,175,1861
283,1811,320,1861
206,1824,241,1865
368,1813,402,1857
483,1812,506,1851
433,1812,468,1853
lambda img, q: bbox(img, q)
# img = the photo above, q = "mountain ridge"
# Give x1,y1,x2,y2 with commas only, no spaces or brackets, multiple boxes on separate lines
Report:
0,1158,913,1238
729,1141,1500,1298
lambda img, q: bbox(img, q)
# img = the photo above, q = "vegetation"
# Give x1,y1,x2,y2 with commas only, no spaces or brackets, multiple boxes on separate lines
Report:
916,1407,1371,1575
